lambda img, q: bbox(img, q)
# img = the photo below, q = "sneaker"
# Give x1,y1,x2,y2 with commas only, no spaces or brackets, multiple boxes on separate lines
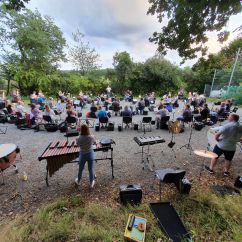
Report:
75,178,79,185
223,171,230,177
204,165,214,174
90,180,95,189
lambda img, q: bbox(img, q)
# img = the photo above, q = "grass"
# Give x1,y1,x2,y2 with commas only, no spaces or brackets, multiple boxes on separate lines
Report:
0,191,242,242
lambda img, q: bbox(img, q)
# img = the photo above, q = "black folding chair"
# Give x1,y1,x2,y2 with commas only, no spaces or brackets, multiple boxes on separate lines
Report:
122,116,133,129
140,116,152,132
99,117,109,128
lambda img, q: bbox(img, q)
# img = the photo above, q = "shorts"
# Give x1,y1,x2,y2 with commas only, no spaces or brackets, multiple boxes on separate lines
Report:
213,145,235,161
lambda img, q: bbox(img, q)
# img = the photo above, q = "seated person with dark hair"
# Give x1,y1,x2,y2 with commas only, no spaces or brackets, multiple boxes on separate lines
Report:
225,99,232,112
122,105,132,117
155,104,168,128
217,102,226,116
200,103,210,120
177,104,192,122
30,104,40,125
66,104,77,117
112,98,120,115
136,98,145,114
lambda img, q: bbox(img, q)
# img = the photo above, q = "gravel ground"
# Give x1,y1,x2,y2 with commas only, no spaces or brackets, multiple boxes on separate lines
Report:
0,101,241,219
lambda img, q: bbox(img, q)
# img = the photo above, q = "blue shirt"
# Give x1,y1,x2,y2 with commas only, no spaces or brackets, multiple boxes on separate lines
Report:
96,110,107,118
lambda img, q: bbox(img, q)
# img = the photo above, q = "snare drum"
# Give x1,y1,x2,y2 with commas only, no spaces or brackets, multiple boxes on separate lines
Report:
0,143,17,170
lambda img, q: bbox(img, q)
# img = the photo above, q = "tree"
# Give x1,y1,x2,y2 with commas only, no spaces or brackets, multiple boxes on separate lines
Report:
69,30,100,75
190,37,242,92
112,51,133,93
1,0,30,11
0,9,66,94
147,0,242,61
141,56,181,95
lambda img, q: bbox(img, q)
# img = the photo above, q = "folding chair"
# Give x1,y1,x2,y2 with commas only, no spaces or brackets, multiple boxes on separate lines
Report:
140,116,152,132
122,116,133,129
99,117,109,128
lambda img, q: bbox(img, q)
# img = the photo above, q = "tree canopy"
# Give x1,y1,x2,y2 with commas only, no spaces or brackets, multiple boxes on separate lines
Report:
1,0,30,11
0,9,66,94
147,0,242,61
69,30,100,75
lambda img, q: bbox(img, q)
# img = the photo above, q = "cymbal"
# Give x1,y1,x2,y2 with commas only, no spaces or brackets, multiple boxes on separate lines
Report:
193,149,218,159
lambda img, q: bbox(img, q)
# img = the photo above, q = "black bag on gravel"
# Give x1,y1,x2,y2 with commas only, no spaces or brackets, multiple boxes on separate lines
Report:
58,121,68,133
193,122,204,131
44,123,58,132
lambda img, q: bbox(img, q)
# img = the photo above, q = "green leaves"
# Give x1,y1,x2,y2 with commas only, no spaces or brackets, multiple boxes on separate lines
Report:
0,9,66,94
148,0,242,60
68,30,100,75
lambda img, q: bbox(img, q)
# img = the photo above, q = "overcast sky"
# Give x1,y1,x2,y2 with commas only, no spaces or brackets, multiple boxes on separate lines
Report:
27,0,242,70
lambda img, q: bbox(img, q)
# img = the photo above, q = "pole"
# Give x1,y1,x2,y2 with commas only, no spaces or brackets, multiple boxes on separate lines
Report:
228,48,241,89
210,69,217,97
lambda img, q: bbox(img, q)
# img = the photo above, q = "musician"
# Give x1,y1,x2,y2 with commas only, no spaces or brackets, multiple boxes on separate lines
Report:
136,98,145,114
177,104,192,122
96,106,107,119
205,114,242,176
155,104,167,128
66,104,77,117
200,104,210,120
30,104,40,125
122,105,132,117
44,104,55,117
75,124,96,188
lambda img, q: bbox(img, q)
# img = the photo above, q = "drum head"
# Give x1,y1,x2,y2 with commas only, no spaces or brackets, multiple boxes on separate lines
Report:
0,143,17,158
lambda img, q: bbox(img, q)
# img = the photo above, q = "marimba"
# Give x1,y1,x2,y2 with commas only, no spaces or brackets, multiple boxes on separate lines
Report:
134,136,165,171
38,139,114,186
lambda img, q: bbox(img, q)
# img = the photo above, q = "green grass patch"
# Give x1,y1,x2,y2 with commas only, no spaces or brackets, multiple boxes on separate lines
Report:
0,192,241,242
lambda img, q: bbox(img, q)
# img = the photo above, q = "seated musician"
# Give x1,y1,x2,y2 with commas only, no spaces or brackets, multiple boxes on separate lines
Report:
155,104,168,128
205,114,242,177
177,104,192,122
66,104,77,117
58,90,66,102
30,91,38,104
217,102,226,116
136,98,145,114
30,104,40,125
75,124,96,188
16,101,26,117
112,98,120,115
47,97,54,109
44,104,55,118
122,105,132,117
6,104,15,115
96,106,107,119
200,103,210,120
225,99,232,112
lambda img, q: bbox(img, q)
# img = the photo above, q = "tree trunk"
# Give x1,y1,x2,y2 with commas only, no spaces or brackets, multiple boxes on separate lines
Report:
6,79,11,95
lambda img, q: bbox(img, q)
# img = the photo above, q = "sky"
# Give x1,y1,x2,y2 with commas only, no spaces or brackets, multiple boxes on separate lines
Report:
27,0,242,70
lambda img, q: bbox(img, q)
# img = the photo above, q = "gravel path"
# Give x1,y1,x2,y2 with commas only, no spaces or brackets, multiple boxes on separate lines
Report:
0,101,241,219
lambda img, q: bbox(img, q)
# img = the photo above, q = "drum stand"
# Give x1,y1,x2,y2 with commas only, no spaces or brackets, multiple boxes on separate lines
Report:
179,123,193,154
141,144,156,172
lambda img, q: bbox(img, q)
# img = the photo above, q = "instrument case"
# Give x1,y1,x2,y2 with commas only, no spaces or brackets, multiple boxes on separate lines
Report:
107,122,114,131
175,177,191,194
120,184,142,205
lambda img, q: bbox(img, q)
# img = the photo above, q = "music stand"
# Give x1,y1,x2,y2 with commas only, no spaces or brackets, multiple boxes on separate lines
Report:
0,126,7,134
179,122,193,154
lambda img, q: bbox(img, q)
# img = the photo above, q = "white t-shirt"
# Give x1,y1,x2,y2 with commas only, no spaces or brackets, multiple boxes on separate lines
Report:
106,87,111,93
